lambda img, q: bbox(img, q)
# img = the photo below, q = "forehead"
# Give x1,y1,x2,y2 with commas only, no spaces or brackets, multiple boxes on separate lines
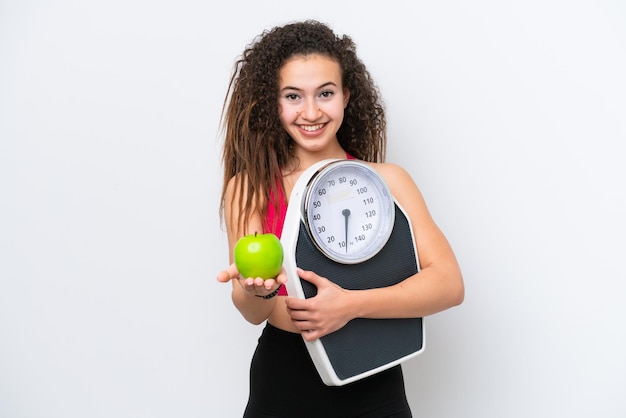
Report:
278,54,343,87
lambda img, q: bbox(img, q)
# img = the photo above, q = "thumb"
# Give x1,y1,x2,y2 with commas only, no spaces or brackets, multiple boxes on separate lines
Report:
217,263,240,283
296,267,327,286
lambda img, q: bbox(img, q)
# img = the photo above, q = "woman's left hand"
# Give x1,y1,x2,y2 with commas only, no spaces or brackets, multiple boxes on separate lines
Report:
285,268,354,341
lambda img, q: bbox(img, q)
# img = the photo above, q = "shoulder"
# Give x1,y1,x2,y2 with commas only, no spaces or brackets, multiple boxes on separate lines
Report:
223,171,268,239
363,161,429,216
366,161,408,177
224,173,244,202
224,172,263,196
364,162,417,193
224,172,267,209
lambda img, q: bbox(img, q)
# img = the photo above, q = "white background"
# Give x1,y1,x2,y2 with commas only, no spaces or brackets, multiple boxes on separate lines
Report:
1,1,625,417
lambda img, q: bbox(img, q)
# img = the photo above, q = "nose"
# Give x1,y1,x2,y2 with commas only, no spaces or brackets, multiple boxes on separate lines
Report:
299,98,321,120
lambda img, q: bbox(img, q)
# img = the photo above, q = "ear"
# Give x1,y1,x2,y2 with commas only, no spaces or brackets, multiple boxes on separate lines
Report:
343,88,350,108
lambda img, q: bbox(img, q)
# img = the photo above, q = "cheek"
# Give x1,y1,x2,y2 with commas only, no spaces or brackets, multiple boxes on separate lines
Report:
326,103,346,122
278,104,297,127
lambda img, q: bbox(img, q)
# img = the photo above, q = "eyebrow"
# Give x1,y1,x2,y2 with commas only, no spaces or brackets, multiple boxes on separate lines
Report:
280,81,338,93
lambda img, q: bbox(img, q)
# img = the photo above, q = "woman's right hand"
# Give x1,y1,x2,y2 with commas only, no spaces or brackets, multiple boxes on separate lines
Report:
217,263,287,298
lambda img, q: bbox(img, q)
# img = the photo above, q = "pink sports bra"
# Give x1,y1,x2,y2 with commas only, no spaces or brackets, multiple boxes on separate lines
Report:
264,154,355,296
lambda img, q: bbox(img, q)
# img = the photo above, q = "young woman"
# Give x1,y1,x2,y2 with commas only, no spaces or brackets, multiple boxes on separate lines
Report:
216,20,464,417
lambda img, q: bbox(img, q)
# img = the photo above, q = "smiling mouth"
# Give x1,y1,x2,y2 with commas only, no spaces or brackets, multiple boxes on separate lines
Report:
299,123,325,132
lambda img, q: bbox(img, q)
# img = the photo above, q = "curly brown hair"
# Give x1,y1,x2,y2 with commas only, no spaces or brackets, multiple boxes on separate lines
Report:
219,20,387,233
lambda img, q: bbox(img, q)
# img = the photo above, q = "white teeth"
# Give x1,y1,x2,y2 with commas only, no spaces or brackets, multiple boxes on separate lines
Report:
301,124,324,132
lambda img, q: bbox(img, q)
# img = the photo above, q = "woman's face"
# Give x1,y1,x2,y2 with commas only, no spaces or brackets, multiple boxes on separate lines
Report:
277,54,350,155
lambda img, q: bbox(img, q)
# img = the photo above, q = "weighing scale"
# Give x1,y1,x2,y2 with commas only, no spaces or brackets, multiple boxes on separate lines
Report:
281,159,425,386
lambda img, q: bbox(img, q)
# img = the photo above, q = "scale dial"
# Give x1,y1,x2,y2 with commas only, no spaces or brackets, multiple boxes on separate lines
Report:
302,160,395,264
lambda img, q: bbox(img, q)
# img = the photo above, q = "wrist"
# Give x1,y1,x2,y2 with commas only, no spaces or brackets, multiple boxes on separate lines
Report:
255,286,281,299
348,288,370,319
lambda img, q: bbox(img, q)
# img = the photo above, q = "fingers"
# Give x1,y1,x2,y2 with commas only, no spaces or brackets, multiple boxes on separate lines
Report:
296,267,317,282
301,329,321,342
242,276,278,290
285,297,322,339
275,267,289,285
296,268,321,290
288,313,318,339
239,267,287,296
289,317,324,342
297,268,330,288
217,263,282,290
285,269,349,341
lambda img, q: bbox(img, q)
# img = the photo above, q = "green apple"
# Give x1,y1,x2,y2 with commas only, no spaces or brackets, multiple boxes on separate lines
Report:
234,232,284,279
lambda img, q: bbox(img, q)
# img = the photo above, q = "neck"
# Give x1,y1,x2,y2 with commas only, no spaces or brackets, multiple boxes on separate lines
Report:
289,145,346,174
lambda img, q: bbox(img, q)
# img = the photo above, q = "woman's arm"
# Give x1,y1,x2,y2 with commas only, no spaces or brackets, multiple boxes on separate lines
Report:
353,162,465,316
217,175,286,325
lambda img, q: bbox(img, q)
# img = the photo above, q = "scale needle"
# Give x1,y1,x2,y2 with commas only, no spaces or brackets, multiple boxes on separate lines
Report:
342,209,351,253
